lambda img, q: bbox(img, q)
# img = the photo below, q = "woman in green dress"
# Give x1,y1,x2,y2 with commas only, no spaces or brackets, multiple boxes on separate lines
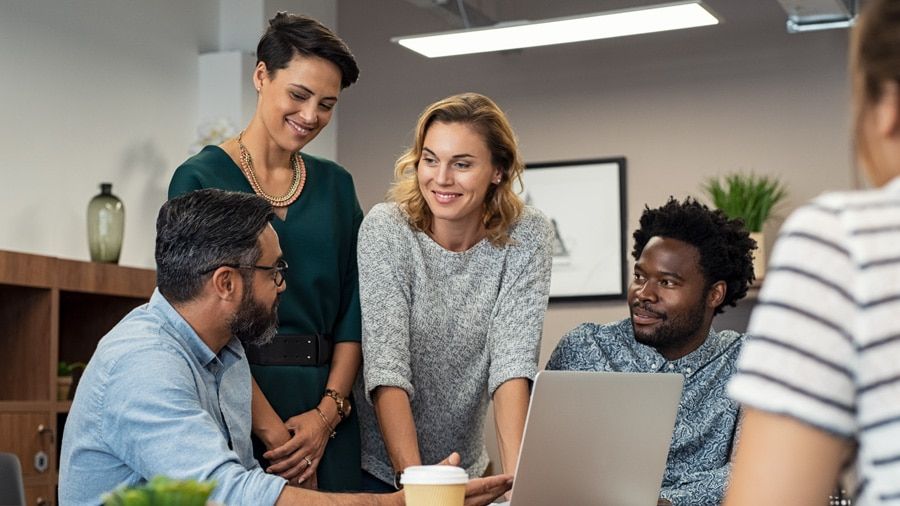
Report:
168,12,362,491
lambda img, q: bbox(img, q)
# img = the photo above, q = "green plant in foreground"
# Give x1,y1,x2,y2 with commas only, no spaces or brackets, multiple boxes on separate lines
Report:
102,476,216,506
702,172,787,232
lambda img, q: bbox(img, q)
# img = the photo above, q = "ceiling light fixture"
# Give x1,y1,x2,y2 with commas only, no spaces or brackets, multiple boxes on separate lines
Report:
392,1,720,58
777,0,856,33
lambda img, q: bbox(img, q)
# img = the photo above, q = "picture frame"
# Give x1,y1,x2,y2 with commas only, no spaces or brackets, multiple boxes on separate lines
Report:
521,157,627,301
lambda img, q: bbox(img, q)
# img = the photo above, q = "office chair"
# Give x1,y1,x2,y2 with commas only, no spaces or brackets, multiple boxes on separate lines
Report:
0,452,25,506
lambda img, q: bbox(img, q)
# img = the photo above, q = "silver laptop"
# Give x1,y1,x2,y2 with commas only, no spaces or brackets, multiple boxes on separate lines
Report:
506,370,684,506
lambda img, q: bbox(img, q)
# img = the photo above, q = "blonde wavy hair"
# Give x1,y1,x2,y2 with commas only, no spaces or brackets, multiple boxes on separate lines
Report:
388,93,525,247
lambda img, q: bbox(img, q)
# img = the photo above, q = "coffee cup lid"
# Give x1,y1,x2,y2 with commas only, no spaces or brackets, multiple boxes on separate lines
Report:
401,465,469,485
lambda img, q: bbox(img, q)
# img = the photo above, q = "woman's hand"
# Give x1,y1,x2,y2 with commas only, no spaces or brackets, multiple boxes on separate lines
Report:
438,453,513,506
263,409,332,483
464,474,514,506
299,471,318,490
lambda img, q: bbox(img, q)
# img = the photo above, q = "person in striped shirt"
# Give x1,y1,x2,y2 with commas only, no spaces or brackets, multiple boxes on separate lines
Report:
725,1,900,504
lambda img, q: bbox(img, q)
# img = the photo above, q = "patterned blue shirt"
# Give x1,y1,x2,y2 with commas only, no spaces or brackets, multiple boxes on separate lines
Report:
546,318,743,506
59,289,285,506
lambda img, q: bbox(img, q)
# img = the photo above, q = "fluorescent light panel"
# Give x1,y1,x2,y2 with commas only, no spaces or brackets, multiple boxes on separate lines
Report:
393,1,719,58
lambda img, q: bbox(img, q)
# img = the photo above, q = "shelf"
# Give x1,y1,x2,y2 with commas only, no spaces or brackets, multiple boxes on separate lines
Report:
57,258,155,298
0,250,56,288
0,401,55,412
0,249,155,504
59,291,151,366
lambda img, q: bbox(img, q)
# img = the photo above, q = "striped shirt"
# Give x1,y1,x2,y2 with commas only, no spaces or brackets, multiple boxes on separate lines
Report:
728,177,900,505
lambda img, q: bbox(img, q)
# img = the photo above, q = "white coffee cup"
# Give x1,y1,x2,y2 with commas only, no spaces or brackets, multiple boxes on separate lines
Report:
401,465,468,506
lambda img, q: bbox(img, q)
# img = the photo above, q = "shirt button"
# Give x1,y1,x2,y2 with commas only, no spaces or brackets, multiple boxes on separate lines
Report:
668,363,675,370
685,367,693,374
651,363,658,368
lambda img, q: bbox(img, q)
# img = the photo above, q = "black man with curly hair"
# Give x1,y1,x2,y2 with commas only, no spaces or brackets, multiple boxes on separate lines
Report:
547,196,756,506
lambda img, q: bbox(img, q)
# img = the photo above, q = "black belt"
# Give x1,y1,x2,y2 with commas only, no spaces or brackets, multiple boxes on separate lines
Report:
245,334,333,366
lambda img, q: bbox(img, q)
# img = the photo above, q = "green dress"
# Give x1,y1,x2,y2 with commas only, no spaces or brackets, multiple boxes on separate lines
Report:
168,146,363,491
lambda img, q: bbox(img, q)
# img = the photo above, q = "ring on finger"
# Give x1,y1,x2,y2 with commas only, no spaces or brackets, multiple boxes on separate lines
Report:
304,456,313,467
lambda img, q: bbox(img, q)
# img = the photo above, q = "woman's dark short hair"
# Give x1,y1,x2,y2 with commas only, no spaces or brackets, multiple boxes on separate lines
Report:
156,189,274,303
257,12,359,89
632,197,756,315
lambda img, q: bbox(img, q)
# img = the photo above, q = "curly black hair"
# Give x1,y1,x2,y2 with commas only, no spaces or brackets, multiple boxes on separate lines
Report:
632,196,756,314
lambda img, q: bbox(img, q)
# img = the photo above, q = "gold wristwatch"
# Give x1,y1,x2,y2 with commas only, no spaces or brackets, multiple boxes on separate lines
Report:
324,388,348,420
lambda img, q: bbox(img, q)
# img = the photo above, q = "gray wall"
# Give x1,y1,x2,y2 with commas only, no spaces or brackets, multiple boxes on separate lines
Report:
335,0,855,362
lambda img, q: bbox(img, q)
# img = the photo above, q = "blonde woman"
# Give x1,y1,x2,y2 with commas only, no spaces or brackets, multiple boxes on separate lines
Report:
354,93,553,491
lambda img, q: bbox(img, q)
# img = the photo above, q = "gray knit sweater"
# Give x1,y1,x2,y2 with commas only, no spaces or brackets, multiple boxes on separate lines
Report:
354,202,553,484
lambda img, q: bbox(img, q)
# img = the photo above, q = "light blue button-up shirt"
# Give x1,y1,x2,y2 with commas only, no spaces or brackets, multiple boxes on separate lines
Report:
59,289,285,506
546,318,744,506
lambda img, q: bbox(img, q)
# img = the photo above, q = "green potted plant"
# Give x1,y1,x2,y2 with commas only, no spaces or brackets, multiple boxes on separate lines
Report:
702,172,788,280
58,361,86,401
102,476,216,506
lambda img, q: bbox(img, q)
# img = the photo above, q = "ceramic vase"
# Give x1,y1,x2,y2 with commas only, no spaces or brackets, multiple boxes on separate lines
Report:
87,183,125,263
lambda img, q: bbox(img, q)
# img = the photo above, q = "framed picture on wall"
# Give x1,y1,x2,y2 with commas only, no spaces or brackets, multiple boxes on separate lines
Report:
521,157,627,301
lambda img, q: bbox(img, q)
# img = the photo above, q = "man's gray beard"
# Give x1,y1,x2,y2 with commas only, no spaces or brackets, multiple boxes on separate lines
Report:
252,322,278,347
231,290,280,347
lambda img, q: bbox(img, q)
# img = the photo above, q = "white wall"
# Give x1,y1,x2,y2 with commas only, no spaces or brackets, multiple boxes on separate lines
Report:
0,0,219,267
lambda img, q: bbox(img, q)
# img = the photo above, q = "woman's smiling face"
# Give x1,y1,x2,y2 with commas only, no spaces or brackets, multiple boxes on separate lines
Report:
254,53,342,152
416,121,501,237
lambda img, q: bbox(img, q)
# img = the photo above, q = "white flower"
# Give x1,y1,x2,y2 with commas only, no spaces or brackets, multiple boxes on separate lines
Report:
189,118,237,155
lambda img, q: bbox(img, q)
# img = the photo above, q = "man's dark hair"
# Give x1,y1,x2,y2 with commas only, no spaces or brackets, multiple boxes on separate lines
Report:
632,196,756,315
257,12,360,89
156,189,274,303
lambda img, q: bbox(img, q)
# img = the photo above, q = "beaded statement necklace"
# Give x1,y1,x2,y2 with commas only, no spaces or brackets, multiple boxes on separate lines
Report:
236,131,306,207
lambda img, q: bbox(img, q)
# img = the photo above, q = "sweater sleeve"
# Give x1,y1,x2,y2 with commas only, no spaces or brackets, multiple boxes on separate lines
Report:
487,209,554,396
358,204,415,402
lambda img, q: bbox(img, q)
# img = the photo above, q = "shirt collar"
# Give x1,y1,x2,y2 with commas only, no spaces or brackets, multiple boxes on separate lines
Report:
619,318,739,376
669,327,739,374
148,289,242,369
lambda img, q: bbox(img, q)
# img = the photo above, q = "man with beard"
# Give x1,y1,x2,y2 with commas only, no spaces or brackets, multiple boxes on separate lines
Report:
546,197,756,506
59,189,510,506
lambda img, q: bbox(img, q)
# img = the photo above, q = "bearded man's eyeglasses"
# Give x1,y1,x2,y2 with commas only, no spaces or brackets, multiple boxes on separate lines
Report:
200,259,288,287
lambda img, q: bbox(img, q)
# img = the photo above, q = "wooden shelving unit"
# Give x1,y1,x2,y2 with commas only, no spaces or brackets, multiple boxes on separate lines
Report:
0,250,155,505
